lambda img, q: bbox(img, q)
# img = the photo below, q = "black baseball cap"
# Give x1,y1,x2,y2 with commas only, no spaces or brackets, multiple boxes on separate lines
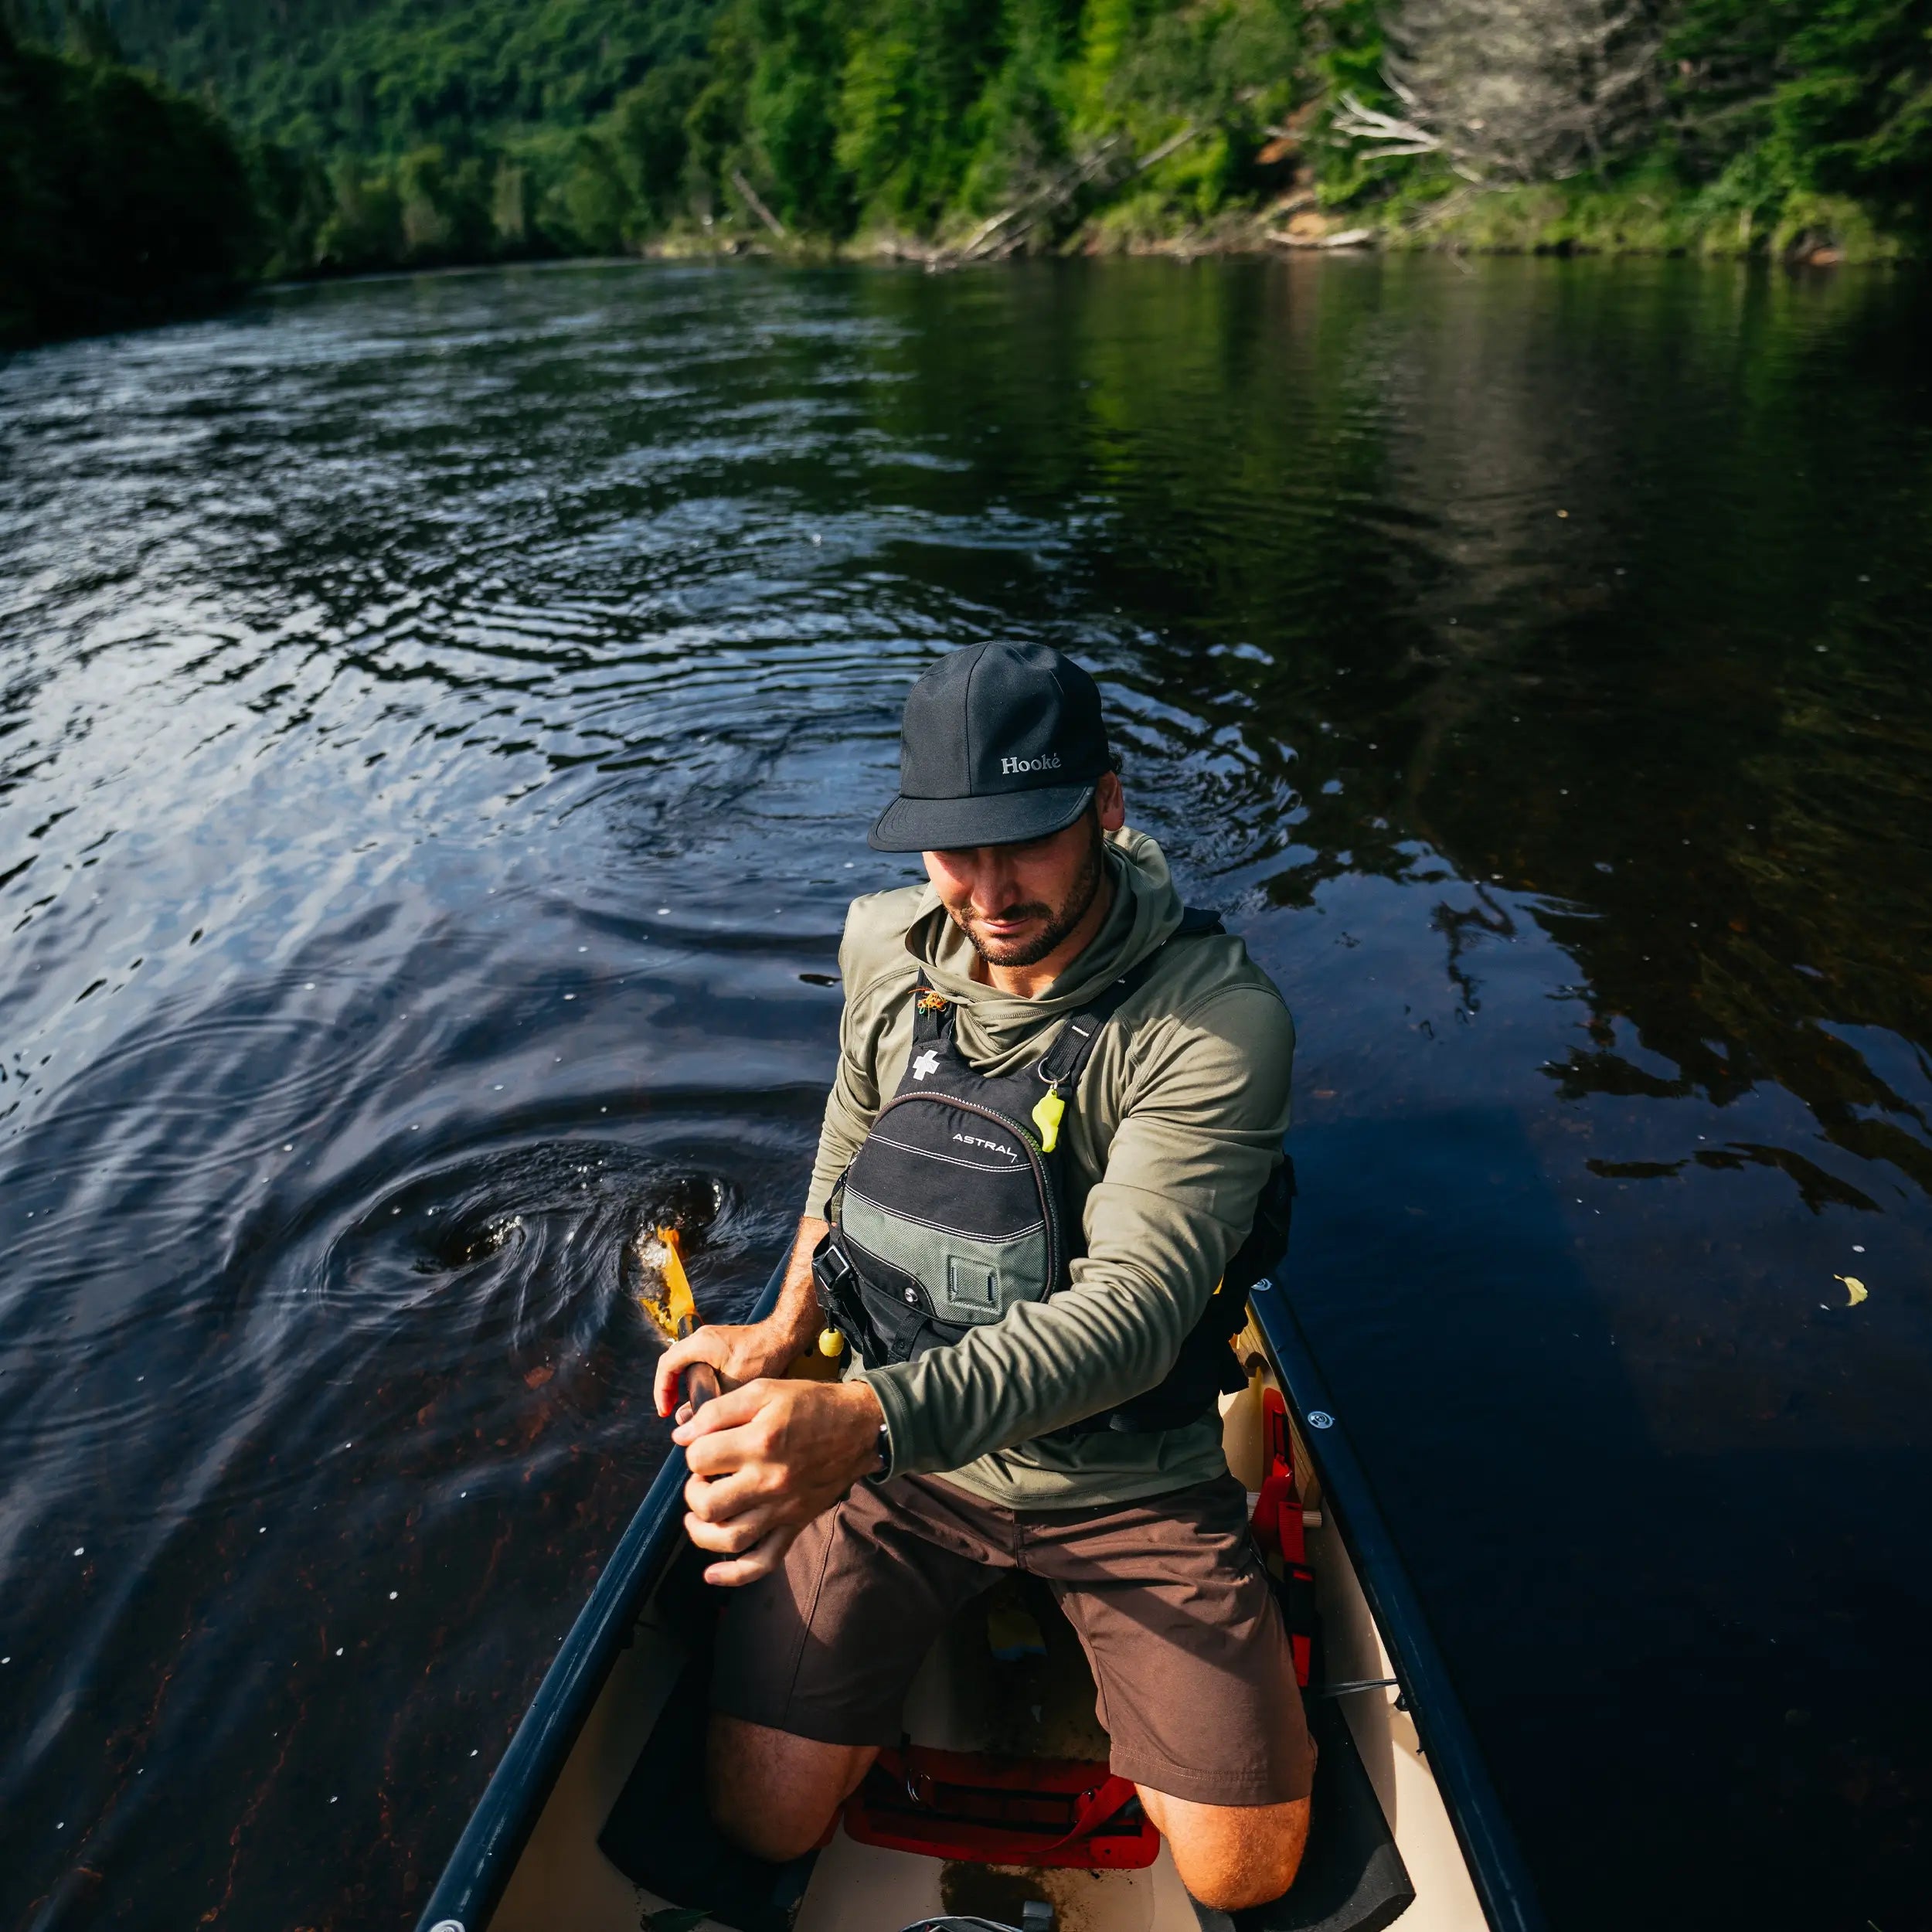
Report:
869,643,1112,852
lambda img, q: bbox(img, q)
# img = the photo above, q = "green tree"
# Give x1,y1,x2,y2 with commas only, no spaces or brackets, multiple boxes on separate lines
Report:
957,0,1078,212
1,22,260,342
549,128,631,251
63,0,121,62
314,154,403,268
833,0,1005,227
738,0,853,230
611,56,706,223
1672,0,1932,223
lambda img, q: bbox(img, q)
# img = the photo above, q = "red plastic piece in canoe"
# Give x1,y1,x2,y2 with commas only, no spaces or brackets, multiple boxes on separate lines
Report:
842,1747,1159,1869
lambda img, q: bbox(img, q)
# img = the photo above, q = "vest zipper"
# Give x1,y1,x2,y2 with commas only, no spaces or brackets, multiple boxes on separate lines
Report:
874,1090,1061,1295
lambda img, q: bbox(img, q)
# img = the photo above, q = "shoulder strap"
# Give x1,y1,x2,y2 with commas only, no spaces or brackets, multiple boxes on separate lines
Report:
1036,904,1224,1091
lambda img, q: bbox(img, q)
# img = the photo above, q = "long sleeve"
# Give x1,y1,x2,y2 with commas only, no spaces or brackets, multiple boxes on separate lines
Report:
803,903,905,1220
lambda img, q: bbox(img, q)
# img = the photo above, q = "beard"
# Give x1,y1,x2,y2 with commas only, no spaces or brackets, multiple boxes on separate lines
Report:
947,815,1108,969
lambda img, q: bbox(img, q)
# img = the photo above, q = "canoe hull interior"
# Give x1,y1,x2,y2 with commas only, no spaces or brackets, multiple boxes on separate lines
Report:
453,1302,1497,1932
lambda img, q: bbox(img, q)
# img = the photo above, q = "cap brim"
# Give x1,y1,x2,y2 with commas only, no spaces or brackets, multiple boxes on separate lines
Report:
868,780,1097,853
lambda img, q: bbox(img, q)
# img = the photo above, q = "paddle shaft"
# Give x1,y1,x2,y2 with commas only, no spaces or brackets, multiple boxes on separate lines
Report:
675,1313,722,1411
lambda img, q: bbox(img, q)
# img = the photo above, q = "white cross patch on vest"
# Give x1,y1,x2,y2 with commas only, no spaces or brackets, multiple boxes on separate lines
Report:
911,1048,940,1081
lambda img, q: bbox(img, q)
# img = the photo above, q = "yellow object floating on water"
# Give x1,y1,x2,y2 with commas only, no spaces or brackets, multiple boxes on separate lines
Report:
1032,1087,1065,1153
1835,1274,1868,1307
818,1326,845,1357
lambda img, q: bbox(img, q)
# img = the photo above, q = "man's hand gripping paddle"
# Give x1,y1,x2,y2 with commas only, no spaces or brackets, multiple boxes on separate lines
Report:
635,1226,722,1416
639,1220,887,1588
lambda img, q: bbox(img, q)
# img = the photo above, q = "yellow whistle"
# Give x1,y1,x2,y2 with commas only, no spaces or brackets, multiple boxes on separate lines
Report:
818,1327,845,1357
1031,1087,1065,1153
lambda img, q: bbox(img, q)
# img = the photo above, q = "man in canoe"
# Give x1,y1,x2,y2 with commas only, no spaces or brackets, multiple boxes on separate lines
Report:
654,641,1310,1918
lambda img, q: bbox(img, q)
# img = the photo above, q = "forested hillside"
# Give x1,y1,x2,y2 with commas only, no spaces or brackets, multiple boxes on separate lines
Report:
95,0,719,153
0,12,258,342
2,0,1927,345
112,0,1932,264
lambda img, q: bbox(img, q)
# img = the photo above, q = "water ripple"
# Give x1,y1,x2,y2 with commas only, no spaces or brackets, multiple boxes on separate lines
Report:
2,257,1929,1931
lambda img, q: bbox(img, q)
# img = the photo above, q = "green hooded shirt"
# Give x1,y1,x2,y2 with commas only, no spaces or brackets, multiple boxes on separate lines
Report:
806,828,1296,1510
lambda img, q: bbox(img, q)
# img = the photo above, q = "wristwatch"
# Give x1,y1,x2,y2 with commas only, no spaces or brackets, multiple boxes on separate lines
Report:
866,1416,893,1486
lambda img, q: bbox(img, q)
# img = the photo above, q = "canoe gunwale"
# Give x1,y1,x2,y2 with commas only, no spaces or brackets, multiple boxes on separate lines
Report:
1251,1288,1549,1932
411,1256,791,1932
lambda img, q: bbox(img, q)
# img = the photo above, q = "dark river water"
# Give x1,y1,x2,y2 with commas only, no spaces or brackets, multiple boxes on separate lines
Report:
2,257,1929,1932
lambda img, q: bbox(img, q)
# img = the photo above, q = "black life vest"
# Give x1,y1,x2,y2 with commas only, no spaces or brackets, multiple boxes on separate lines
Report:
812,909,1294,1435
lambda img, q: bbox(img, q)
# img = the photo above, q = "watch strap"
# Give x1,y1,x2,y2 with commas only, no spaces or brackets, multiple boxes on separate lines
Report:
865,1416,893,1485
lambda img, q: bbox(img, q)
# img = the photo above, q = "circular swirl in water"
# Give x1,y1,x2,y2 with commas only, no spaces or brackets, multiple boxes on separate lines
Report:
319,1141,748,1410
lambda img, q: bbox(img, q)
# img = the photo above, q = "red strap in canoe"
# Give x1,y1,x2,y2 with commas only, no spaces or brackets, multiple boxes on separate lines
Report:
842,1747,1159,1869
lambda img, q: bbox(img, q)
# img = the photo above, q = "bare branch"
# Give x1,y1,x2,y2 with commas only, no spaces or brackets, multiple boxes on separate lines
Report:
729,168,786,240
1125,124,1202,179
1332,90,1444,155
937,127,1193,266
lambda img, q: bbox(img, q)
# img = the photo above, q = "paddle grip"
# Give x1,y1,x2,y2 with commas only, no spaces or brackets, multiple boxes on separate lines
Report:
674,1315,722,1412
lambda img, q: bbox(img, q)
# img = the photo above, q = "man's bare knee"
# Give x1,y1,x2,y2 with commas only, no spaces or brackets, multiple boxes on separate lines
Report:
1139,1786,1311,1911
706,1713,876,1862
1187,1832,1308,1912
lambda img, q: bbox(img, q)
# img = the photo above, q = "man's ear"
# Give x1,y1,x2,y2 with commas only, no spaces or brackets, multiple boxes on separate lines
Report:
1094,770,1126,832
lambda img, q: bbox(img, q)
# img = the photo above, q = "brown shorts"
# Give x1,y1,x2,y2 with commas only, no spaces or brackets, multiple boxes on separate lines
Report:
711,1471,1313,1808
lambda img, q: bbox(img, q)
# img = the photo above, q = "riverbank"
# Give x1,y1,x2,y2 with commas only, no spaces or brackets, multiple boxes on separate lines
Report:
9,192,1907,357
649,179,1916,269
1356,181,1912,267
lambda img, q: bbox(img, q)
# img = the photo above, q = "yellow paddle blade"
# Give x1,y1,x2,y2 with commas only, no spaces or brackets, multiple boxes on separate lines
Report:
659,1227,696,1328
635,1224,696,1338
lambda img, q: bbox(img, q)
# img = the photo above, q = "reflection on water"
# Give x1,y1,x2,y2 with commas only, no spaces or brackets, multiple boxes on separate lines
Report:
1,257,1927,1930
